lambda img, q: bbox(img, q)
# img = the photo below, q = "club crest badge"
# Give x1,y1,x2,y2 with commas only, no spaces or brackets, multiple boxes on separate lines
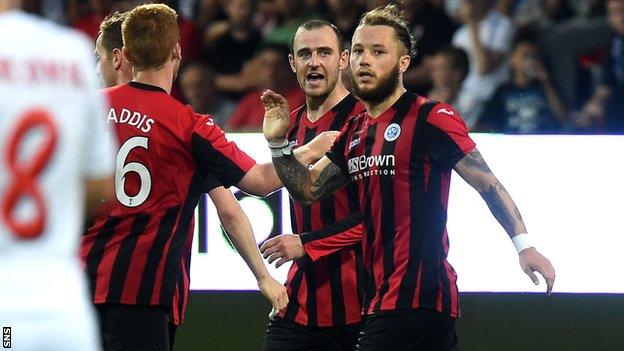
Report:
384,123,401,142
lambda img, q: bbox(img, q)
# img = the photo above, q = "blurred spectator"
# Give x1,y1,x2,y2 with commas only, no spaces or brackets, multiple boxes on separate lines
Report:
478,32,567,133
194,0,227,29
161,0,203,61
544,18,612,108
22,0,67,23
205,0,262,98
452,0,515,129
401,0,458,95
577,0,624,133
225,44,305,131
179,62,237,126
514,0,576,30
69,0,114,40
325,0,365,43
254,0,280,36
428,46,470,106
263,0,319,45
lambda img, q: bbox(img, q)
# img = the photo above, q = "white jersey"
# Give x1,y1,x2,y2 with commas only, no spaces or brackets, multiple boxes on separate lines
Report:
0,10,115,351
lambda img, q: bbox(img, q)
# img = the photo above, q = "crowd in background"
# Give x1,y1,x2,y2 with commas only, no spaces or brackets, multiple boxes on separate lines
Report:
22,0,624,134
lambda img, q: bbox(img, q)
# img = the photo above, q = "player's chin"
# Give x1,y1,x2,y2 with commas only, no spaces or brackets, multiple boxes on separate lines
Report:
305,87,329,98
355,83,376,94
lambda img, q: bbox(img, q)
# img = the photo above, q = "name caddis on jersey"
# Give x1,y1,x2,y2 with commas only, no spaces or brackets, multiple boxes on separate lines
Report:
106,107,155,133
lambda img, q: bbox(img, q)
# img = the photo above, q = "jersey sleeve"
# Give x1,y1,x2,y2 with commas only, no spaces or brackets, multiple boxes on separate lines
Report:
80,39,116,179
324,115,357,177
423,103,476,170
190,113,256,188
300,212,363,262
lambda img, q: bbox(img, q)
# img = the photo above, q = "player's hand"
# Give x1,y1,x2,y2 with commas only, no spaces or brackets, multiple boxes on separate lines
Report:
519,247,556,295
261,89,290,144
306,131,340,160
258,276,288,311
260,234,305,268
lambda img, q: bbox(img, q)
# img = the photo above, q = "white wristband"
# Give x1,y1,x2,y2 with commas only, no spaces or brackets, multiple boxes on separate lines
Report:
268,139,289,148
511,233,533,253
268,139,292,158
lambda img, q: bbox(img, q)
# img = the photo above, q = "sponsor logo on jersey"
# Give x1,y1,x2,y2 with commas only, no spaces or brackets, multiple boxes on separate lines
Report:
384,123,401,142
437,108,455,116
347,154,396,180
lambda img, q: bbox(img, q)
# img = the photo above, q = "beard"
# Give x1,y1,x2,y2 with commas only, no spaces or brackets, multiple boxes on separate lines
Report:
351,63,400,105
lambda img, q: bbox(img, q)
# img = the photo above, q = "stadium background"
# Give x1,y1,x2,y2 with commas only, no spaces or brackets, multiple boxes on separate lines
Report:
18,0,624,349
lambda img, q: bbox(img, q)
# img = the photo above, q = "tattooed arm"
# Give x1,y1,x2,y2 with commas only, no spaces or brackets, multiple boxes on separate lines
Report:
273,154,349,204
454,148,556,294
261,89,349,204
454,149,526,237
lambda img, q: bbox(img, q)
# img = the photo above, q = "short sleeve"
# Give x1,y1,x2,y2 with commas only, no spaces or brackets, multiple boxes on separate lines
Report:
423,103,476,170
191,114,256,188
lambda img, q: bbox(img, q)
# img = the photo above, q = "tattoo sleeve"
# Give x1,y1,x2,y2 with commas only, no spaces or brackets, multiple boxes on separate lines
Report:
273,154,348,203
455,149,527,237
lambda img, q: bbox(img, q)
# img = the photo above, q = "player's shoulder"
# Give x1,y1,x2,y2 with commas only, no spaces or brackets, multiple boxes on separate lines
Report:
419,97,469,132
5,11,92,53
428,101,461,120
290,104,306,118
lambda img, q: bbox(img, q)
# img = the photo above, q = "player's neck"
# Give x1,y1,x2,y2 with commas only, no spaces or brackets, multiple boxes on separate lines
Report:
306,82,349,122
132,67,173,94
365,85,407,118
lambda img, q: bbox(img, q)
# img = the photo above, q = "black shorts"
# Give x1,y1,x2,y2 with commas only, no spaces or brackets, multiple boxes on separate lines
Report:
96,304,177,351
357,309,459,351
261,316,362,351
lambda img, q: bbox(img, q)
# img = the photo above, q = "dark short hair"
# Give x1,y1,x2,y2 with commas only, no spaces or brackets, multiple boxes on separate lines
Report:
437,46,469,81
98,11,127,57
290,19,345,54
357,4,416,58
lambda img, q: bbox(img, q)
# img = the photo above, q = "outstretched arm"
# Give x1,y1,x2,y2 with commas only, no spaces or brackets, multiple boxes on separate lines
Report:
261,89,349,203
237,131,340,197
208,186,288,309
454,149,556,294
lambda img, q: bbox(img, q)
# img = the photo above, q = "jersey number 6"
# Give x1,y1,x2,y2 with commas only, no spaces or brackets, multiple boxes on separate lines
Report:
116,136,152,208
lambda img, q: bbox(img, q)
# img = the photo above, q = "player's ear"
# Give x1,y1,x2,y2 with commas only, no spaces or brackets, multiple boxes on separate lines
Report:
173,43,182,61
288,53,296,73
399,54,411,74
339,49,349,70
112,48,122,70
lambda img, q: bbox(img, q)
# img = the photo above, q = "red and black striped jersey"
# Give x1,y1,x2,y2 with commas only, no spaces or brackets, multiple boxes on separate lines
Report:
326,92,476,319
80,82,255,325
277,94,367,327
